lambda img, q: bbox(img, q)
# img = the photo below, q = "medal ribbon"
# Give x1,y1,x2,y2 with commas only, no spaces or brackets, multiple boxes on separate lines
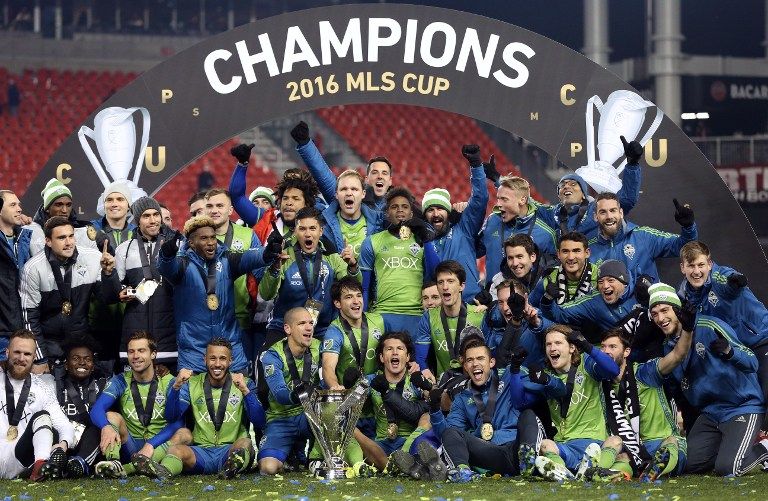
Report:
4,373,31,427
48,248,75,306
294,243,323,298
203,374,232,433
340,316,369,371
137,234,163,281
441,304,468,359
282,340,312,386
471,372,499,428
64,378,90,416
130,376,158,428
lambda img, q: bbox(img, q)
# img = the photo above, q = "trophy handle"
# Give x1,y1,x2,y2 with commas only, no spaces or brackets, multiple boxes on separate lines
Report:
616,107,663,175
585,95,604,168
298,393,337,468
77,125,112,188
131,107,151,186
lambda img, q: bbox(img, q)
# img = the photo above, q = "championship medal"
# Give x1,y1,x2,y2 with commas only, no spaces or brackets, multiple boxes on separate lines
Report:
305,299,322,324
61,301,73,316
398,225,411,241
6,425,17,440
207,294,219,311
387,422,399,440
481,422,494,441
87,225,97,241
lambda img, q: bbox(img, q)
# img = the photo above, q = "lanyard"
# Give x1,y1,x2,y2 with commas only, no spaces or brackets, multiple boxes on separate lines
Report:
136,235,163,281
64,378,90,416
48,252,74,304
223,223,234,250
340,316,369,371
558,365,578,419
382,377,407,424
4,373,31,427
471,373,499,425
130,377,158,428
294,243,322,298
203,374,232,433
283,340,312,386
441,304,468,358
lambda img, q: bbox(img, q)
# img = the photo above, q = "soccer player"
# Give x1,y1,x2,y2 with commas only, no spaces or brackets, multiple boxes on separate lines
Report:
359,187,440,340
260,207,359,345
89,331,188,478
421,282,441,311
479,176,557,280
599,327,691,481
649,283,768,476
589,193,697,281
415,260,487,381
258,307,321,475
491,279,551,368
522,325,621,481
0,330,74,481
0,190,32,355
428,335,541,482
420,144,490,301
156,338,265,479
528,231,598,307
53,337,108,478
91,181,134,249
356,331,442,479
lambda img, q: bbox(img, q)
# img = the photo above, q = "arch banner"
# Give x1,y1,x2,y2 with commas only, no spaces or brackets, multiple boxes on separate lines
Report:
24,4,767,297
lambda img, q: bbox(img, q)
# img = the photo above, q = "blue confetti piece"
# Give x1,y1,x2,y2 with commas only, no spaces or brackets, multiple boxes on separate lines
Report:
395,485,404,494
203,484,215,492
290,479,301,485
148,491,159,497
118,478,129,485
133,486,146,492
608,494,620,500
118,498,129,501
4,496,12,501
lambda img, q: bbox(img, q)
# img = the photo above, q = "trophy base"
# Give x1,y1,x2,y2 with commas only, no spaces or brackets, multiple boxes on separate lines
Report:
315,466,349,480
575,162,623,194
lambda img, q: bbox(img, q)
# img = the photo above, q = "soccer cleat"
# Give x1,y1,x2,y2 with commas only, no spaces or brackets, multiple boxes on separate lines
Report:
584,466,630,482
575,442,602,480
27,459,48,482
416,441,447,481
518,443,538,477
447,466,481,483
218,448,247,479
535,456,575,481
349,461,377,478
132,454,171,480
95,460,127,479
640,446,671,482
39,448,68,480
390,450,428,480
66,456,89,478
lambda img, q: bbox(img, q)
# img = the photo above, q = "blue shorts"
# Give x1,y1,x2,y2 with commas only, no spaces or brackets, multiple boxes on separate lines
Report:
120,435,147,462
645,438,687,475
258,414,312,463
557,438,601,470
376,437,406,456
191,445,231,474
381,314,421,342
357,417,377,440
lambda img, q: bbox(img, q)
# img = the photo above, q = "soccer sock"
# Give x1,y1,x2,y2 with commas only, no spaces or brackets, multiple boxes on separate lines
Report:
345,439,364,465
598,447,619,468
544,452,566,467
659,443,679,477
238,448,252,472
105,442,121,461
611,459,633,477
123,462,136,475
160,454,184,476
151,443,169,462
31,426,54,461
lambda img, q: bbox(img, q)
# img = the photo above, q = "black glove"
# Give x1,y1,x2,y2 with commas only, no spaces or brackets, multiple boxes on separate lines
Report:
410,371,433,392
342,367,360,389
673,199,695,227
674,301,697,333
508,346,528,373
440,373,469,399
474,290,493,308
290,381,310,403
230,143,255,164
262,228,284,264
621,135,643,165
160,230,183,258
527,365,550,385
567,330,592,354
403,217,433,244
634,274,654,308
428,387,443,413
290,121,310,146
542,280,561,305
483,154,500,184
461,144,482,167
370,374,390,395
448,209,462,226
507,292,526,322
709,337,733,360
727,273,748,290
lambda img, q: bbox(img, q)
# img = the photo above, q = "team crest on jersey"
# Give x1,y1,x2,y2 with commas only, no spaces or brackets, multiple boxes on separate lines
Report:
409,243,420,256
696,342,706,358
215,261,223,273
155,392,166,405
76,263,87,277
322,339,333,350
575,372,585,386
372,328,382,340
402,386,414,400
708,291,719,307
264,364,275,377
623,244,636,260
228,393,241,406
195,397,204,405
27,391,35,405
231,240,244,251
319,264,330,280
498,381,505,393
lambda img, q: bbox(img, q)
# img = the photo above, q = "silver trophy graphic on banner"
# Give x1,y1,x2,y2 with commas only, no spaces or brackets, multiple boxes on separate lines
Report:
299,379,370,479
78,107,150,215
575,90,663,193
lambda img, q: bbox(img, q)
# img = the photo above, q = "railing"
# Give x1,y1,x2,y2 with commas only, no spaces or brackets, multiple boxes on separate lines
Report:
692,135,768,166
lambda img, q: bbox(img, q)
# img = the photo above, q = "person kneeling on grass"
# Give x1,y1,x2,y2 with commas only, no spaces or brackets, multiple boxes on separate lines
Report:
350,331,444,480
146,338,265,480
429,334,542,483
520,325,622,481
90,331,190,478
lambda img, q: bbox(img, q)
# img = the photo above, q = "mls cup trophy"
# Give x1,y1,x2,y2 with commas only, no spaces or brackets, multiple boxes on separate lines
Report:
78,107,150,215
299,378,370,479
575,90,663,193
